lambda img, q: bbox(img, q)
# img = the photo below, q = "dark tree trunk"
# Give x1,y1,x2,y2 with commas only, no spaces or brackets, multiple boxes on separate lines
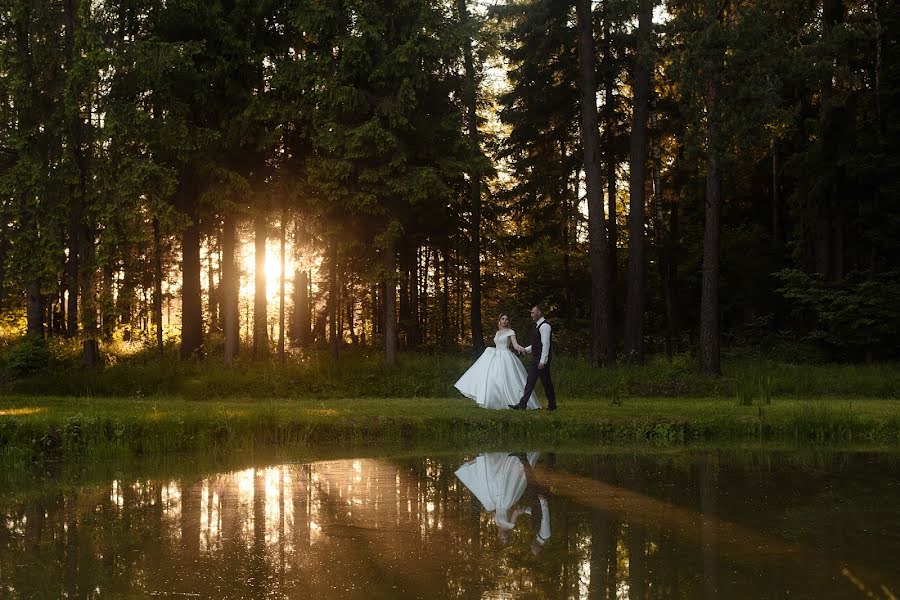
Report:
458,0,485,353
26,280,43,337
576,0,615,367
328,240,339,361
410,246,421,346
181,216,203,360
292,269,311,347
420,247,430,345
100,264,114,341
700,77,722,375
399,246,411,345
624,0,653,363
603,0,618,287
222,213,240,364
382,241,397,365
253,213,269,359
153,219,164,358
441,243,450,345
66,215,79,337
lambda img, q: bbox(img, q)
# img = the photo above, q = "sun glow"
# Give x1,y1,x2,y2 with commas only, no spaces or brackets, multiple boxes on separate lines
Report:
240,239,298,307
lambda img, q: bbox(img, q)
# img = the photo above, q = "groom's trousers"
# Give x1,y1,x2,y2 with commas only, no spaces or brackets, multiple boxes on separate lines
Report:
519,362,556,410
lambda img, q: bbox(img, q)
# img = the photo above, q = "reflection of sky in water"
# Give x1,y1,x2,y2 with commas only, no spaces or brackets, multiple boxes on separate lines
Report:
0,453,898,599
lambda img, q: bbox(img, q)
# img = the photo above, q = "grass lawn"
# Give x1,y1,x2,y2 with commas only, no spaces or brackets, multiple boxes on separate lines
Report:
2,394,899,468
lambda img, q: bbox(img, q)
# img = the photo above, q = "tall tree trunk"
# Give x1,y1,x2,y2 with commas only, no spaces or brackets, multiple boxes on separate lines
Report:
602,0,618,288
278,209,286,363
66,215,79,337
420,247,430,345
382,241,398,365
624,0,653,363
64,0,98,363
700,77,722,375
153,219,164,358
441,242,450,346
181,215,203,360
26,280,43,337
410,246,421,346
253,212,269,359
771,143,780,245
328,239,339,361
576,0,615,367
458,0,485,353
222,213,239,364
296,270,310,347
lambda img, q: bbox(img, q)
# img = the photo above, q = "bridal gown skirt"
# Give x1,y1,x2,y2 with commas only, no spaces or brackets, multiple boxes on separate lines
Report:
454,348,540,410
454,452,542,526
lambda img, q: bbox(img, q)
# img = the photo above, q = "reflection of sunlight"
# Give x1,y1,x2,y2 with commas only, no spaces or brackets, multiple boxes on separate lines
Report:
110,480,124,508
0,407,46,416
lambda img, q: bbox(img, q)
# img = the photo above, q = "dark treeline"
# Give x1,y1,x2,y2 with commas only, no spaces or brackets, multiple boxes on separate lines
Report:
0,0,897,372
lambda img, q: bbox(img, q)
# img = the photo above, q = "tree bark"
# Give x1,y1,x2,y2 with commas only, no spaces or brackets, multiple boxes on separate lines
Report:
602,0,618,286
624,0,653,363
253,212,269,359
222,212,240,364
382,241,398,365
26,280,44,337
458,0,485,353
181,215,203,360
700,77,722,375
153,219,164,358
576,0,615,367
328,239,339,361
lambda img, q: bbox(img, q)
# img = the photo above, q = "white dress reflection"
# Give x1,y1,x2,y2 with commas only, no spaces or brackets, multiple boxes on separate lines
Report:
454,452,550,551
454,326,540,410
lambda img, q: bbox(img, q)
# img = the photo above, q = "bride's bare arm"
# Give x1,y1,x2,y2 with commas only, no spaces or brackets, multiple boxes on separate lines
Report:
510,335,525,353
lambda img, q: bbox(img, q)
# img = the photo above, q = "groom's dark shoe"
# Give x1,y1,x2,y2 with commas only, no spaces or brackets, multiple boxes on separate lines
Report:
508,403,525,410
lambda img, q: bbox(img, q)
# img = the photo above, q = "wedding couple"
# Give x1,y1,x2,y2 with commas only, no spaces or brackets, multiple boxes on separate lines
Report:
454,305,557,411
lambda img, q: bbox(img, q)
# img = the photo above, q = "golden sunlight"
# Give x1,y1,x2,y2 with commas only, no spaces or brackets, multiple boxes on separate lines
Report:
0,407,47,417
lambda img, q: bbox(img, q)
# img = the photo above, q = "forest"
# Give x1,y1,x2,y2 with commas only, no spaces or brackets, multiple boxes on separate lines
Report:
1,0,898,379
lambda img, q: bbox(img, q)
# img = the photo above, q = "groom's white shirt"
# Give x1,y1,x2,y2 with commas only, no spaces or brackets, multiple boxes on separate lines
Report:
524,317,551,365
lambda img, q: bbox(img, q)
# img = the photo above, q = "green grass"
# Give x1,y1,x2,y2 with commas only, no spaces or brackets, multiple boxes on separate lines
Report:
2,395,898,469
3,349,898,400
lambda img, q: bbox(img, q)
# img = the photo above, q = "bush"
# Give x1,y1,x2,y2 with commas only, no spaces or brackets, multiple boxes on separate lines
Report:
2,334,53,377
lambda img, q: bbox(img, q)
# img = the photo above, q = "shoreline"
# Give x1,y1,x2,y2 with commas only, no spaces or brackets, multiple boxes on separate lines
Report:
2,396,898,467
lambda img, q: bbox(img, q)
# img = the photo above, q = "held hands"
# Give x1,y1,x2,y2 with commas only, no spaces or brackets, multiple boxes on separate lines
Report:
538,363,545,369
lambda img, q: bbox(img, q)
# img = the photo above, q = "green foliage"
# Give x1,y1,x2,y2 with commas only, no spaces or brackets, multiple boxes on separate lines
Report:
776,269,900,358
2,334,51,378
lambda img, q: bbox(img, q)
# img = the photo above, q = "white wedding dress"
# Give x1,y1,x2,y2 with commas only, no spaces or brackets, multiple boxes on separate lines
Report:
454,329,539,410
454,452,540,531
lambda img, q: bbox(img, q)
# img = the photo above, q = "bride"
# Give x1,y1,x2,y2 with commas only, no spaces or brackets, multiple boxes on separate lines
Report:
454,314,540,410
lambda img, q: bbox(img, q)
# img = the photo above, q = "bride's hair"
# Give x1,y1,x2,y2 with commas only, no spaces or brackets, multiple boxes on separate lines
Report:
498,313,510,328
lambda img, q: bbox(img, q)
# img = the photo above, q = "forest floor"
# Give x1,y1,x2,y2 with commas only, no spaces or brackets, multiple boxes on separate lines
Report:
2,394,898,468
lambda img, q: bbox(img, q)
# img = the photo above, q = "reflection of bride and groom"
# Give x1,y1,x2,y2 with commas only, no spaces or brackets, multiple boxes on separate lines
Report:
455,452,551,555
454,306,557,411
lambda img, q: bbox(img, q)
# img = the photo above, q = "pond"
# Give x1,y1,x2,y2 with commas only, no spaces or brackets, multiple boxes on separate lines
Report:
1,447,898,599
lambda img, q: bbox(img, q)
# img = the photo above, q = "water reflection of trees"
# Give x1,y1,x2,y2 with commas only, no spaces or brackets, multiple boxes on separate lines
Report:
0,452,898,599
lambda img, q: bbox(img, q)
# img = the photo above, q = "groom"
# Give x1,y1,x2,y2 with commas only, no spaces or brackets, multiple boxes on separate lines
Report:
510,305,557,411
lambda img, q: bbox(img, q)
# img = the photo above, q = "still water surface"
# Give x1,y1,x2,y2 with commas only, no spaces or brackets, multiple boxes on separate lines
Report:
1,448,898,599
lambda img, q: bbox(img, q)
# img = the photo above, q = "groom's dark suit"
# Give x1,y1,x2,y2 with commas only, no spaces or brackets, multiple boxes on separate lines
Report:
516,318,556,410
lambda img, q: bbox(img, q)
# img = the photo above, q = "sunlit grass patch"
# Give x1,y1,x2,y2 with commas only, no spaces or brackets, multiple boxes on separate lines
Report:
0,407,46,417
